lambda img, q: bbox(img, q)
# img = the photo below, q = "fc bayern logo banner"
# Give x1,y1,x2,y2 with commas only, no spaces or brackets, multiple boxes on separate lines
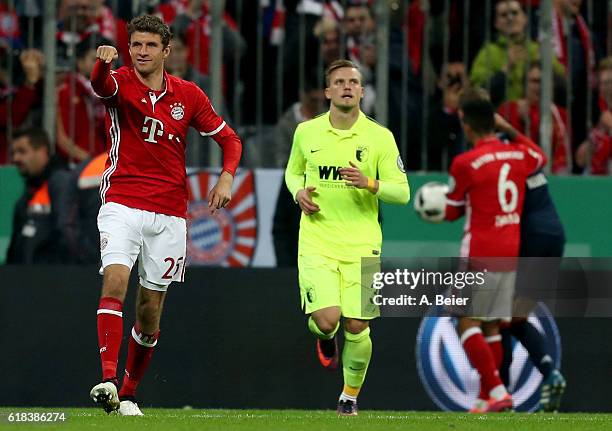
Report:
186,170,257,267
415,303,561,412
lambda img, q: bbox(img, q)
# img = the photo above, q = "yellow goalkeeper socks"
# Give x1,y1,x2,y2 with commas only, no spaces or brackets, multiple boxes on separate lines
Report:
342,327,372,391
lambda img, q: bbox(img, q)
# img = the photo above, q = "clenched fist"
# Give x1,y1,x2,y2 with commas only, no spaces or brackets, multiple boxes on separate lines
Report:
96,45,118,63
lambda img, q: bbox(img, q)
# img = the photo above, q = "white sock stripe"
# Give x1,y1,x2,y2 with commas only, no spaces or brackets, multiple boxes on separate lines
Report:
485,335,502,343
460,327,483,345
131,326,158,347
340,392,357,402
97,309,123,317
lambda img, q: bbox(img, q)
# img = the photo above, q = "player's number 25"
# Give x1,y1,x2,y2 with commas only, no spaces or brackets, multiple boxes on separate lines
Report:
497,163,518,213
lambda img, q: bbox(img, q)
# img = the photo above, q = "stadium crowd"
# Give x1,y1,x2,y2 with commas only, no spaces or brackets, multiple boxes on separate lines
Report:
1,0,612,264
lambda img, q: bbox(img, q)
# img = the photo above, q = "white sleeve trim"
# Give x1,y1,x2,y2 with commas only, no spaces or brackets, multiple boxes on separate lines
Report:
527,147,545,170
93,74,118,99
199,120,226,137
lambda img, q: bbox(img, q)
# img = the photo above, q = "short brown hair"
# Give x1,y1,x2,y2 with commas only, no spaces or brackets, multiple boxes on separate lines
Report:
127,15,172,47
325,59,361,86
12,127,51,152
495,0,524,12
459,87,495,134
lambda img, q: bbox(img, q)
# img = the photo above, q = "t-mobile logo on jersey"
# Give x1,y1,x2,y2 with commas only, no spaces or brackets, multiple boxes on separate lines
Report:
142,116,165,144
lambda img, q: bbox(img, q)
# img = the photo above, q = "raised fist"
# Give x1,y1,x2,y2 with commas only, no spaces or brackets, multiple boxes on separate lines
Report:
96,45,118,64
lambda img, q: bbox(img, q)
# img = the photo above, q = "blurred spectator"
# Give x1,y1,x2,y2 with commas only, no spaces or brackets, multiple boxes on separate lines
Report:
552,0,599,170
63,152,105,264
471,0,565,107
339,2,376,115
498,62,571,174
171,0,246,78
294,0,345,22
0,49,44,165
92,0,116,42
404,0,425,76
272,75,325,168
7,127,73,264
15,0,43,49
343,1,375,71
426,61,467,171
313,17,341,69
576,57,612,174
56,36,107,164
165,29,210,89
552,0,595,79
158,0,189,24
57,0,99,60
165,29,227,167
0,0,20,50
282,1,337,110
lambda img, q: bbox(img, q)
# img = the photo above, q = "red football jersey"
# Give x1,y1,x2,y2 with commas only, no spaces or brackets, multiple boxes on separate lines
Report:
91,60,241,218
445,134,546,258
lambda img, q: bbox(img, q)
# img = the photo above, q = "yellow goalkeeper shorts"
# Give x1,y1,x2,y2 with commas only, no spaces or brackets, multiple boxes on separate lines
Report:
298,254,380,319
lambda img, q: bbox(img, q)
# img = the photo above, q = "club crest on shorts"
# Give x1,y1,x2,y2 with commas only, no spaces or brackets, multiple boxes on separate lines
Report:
170,102,185,120
186,170,257,267
356,145,369,162
415,303,561,412
100,235,108,252
306,287,316,303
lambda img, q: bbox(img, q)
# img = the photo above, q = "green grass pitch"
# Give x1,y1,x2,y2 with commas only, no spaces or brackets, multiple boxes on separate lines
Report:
1,408,611,431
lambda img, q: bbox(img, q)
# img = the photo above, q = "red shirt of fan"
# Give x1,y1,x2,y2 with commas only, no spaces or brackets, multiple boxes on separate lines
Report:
57,73,107,161
91,62,241,218
445,134,546,259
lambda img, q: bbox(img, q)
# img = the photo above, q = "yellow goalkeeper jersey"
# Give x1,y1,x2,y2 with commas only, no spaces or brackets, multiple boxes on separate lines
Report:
285,111,410,262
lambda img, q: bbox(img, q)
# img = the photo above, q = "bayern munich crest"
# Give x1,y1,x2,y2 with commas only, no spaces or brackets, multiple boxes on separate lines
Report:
186,170,257,267
170,102,185,120
416,303,561,412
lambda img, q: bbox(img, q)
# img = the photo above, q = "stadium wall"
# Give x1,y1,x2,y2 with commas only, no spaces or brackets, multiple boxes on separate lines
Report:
2,266,611,411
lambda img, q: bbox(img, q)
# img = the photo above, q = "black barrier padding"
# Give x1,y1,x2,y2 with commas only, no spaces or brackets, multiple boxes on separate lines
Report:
1,266,610,411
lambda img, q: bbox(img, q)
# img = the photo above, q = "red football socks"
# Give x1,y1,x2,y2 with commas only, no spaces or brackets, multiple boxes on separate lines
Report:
97,297,124,381
118,323,160,398
486,334,503,370
461,328,504,395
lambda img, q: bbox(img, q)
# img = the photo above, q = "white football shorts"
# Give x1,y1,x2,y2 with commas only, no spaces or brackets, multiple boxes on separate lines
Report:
98,202,187,291
470,271,516,322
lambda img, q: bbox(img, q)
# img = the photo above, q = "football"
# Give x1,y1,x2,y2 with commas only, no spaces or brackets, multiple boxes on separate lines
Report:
414,182,449,223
